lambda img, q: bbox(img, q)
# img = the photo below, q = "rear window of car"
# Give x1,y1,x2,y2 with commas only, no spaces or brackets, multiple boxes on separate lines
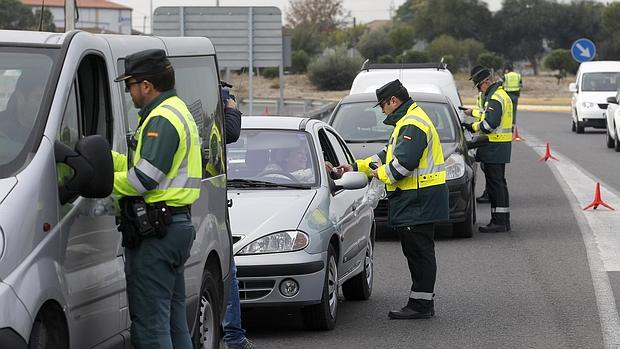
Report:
331,101,457,143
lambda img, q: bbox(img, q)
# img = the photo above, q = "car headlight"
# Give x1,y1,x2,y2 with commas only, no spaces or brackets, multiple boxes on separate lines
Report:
445,153,465,180
582,102,595,109
237,230,309,255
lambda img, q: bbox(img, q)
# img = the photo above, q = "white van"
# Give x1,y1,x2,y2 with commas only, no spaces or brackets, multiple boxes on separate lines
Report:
0,30,231,348
569,61,620,133
349,62,464,118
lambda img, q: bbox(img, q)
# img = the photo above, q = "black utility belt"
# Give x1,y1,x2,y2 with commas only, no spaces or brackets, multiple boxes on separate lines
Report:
117,197,191,249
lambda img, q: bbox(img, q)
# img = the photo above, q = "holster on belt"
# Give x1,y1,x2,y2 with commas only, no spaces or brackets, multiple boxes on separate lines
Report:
117,197,173,248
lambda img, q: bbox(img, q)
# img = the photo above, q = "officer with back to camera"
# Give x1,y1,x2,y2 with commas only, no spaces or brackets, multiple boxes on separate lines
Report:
111,48,201,349
462,65,514,233
337,79,449,319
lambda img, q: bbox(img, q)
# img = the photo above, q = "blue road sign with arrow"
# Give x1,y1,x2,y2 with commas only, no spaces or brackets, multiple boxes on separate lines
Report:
571,38,596,63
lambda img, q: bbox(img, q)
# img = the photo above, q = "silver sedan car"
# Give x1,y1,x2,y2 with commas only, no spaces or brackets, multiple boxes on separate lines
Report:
226,116,375,330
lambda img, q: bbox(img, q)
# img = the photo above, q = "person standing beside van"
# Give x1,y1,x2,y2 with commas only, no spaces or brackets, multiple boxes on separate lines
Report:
111,49,201,349
503,65,522,125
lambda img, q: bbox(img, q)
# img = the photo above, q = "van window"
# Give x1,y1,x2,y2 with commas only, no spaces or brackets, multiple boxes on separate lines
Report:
118,55,224,178
581,72,620,92
0,47,57,178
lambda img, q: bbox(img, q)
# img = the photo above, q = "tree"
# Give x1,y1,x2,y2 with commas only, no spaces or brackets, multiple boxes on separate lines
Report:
544,1,603,50
388,24,416,55
289,24,323,55
286,0,346,32
461,38,485,69
543,49,578,83
602,2,620,34
322,25,368,49
477,52,504,72
426,35,463,68
395,0,492,42
599,2,620,59
0,0,54,31
397,50,429,63
307,46,364,90
356,29,394,62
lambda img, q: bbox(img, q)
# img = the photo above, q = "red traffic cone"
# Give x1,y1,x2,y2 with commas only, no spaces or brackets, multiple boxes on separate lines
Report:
539,143,558,161
583,182,615,211
513,127,525,141
262,105,270,116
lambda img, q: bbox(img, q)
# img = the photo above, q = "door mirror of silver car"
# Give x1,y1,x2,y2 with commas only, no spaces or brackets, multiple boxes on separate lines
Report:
466,135,489,150
333,171,368,191
55,135,114,205
607,96,618,104
569,82,577,93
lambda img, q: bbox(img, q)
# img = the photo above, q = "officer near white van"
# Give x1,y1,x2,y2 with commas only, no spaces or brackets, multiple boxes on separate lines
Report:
503,64,522,124
111,49,201,348
463,66,514,233
337,79,449,319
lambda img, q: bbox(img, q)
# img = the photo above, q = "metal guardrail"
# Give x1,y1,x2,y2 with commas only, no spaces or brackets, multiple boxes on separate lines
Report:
237,98,337,120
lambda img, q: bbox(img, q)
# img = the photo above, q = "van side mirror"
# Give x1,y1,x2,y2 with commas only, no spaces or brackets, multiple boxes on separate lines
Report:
55,135,114,205
607,96,618,104
333,171,368,192
569,83,577,93
466,135,489,149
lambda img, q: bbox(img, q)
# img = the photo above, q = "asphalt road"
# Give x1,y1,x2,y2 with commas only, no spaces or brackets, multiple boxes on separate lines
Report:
234,110,618,349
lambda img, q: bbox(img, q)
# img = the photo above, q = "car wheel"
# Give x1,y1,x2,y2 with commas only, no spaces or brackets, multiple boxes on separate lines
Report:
607,128,615,148
453,189,474,238
342,230,374,301
615,131,620,152
28,309,68,349
302,244,338,330
192,268,221,349
576,120,585,134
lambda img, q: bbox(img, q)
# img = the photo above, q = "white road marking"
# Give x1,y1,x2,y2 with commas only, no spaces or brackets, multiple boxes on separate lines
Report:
520,130,620,348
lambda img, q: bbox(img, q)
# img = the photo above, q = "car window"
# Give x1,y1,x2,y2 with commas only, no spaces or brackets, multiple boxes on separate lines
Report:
581,72,620,92
227,129,318,187
331,100,456,143
325,129,351,166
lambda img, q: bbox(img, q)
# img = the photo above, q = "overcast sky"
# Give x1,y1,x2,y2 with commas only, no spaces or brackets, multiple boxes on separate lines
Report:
111,0,603,33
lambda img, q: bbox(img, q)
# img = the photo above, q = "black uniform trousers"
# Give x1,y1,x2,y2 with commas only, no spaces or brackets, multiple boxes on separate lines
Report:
483,163,510,226
396,223,436,312
507,91,519,125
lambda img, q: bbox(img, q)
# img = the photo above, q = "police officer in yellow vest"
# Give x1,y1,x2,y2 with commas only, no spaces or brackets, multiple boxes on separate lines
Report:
463,66,513,233
503,64,522,124
338,80,448,319
112,49,201,348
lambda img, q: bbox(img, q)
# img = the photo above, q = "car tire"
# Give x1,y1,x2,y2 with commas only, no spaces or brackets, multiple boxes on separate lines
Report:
576,120,585,134
453,192,474,238
607,128,615,148
342,230,374,301
615,131,620,152
192,267,222,349
28,309,68,349
302,244,338,331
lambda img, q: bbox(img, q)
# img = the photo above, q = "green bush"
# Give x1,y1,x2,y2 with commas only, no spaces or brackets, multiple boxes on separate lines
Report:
291,49,311,74
378,54,395,63
356,29,394,61
427,35,463,68
477,52,504,71
396,50,429,63
260,67,279,79
544,49,579,75
307,47,364,90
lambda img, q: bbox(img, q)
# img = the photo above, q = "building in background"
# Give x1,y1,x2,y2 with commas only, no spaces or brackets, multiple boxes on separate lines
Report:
19,0,132,34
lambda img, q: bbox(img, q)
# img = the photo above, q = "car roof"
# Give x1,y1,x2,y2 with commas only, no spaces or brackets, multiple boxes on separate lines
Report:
579,61,620,73
241,116,318,130
340,92,451,105
350,68,456,94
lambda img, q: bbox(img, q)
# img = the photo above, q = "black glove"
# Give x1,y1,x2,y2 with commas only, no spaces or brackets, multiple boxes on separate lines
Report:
461,122,474,132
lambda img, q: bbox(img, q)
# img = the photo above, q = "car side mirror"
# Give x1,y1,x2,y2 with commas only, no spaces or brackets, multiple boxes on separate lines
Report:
607,96,618,104
55,135,114,205
569,83,577,93
333,171,368,191
466,135,489,150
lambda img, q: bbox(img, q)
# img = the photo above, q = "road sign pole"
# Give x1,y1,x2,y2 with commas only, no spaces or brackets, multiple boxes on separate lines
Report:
248,7,253,115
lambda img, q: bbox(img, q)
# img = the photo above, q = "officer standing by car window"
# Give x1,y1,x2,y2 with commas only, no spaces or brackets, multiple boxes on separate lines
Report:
462,65,514,233
111,49,201,349
503,64,522,125
337,79,449,319
469,82,491,205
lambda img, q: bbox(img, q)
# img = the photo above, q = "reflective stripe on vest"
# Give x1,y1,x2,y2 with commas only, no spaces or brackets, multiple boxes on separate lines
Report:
133,96,202,206
503,72,521,92
484,87,513,143
385,103,446,191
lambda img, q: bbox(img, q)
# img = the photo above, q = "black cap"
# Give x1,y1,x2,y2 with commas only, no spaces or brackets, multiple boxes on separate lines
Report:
469,65,491,87
114,49,172,82
375,79,407,107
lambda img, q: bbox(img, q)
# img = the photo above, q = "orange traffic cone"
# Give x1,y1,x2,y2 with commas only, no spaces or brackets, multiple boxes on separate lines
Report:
513,127,524,141
583,182,615,211
262,105,270,116
539,143,558,161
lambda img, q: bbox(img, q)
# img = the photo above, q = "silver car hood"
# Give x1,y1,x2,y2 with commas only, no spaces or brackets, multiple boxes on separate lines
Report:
228,189,317,250
348,142,458,161
0,177,17,205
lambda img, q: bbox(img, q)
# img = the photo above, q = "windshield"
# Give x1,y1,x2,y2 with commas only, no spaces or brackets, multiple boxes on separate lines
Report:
581,72,620,92
227,130,318,188
0,47,57,178
331,101,458,143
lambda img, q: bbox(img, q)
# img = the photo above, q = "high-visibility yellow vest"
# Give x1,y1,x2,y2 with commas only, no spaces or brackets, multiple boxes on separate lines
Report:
380,103,446,191
503,72,521,92
479,86,513,143
114,96,202,206
472,92,484,121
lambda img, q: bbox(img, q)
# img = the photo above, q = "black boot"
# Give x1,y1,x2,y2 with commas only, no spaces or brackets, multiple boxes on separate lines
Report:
476,189,490,204
479,213,508,233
